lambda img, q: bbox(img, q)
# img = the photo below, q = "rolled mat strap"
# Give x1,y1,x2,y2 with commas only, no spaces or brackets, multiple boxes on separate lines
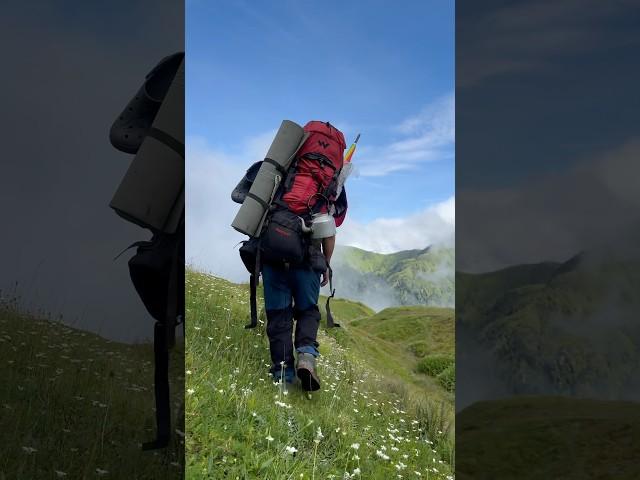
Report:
263,157,287,176
147,127,185,159
246,192,269,212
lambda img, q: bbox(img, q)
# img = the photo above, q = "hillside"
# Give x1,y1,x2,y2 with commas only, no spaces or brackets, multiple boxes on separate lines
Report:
185,270,455,479
325,245,454,311
0,306,184,478
457,253,640,402
347,307,455,399
457,396,640,479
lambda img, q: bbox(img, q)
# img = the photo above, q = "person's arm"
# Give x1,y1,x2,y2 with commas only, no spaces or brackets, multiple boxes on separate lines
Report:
320,235,336,287
321,235,336,264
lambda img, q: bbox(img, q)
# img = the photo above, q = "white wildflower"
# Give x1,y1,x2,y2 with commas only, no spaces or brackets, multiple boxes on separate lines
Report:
376,450,390,460
285,446,298,455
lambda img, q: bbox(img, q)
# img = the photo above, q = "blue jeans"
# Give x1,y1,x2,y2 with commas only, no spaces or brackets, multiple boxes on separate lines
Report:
263,264,321,377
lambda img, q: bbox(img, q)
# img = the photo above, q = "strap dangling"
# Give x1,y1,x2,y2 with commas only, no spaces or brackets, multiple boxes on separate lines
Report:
325,267,340,328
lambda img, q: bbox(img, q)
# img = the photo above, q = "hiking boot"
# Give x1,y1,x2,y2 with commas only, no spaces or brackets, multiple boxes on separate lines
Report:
296,353,321,392
272,366,295,385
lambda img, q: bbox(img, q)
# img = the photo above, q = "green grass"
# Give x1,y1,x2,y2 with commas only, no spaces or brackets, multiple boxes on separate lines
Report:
436,366,455,393
0,306,184,479
345,306,455,399
457,396,640,480
417,355,454,377
185,269,454,479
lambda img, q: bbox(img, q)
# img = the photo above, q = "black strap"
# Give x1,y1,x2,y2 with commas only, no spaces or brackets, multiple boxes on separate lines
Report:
143,219,182,450
142,322,171,450
263,157,287,176
113,240,150,261
303,152,337,171
283,159,298,193
247,192,269,212
245,239,262,329
148,127,185,159
325,266,340,328
247,275,258,329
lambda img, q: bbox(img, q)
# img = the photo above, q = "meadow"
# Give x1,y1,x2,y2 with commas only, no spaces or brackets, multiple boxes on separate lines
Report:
0,300,184,479
185,269,454,479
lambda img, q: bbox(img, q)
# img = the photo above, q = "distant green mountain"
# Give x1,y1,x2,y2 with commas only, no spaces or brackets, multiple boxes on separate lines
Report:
457,252,640,399
325,244,454,310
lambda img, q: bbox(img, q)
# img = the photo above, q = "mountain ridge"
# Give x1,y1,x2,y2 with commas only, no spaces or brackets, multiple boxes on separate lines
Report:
325,244,454,310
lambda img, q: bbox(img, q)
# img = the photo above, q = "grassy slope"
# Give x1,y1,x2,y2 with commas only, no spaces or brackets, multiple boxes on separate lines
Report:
457,396,640,480
0,308,184,479
335,306,454,404
185,270,454,479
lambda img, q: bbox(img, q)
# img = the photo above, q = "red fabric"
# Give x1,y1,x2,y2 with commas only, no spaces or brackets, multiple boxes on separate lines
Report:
282,121,346,215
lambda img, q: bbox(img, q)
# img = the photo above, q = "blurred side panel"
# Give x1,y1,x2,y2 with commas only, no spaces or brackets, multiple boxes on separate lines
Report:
456,1,640,478
0,1,184,478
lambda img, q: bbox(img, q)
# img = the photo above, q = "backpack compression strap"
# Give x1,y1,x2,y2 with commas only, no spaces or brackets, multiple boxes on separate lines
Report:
325,266,340,328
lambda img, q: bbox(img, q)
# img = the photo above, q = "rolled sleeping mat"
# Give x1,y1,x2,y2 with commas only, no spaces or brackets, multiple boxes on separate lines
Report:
232,120,307,237
110,56,185,234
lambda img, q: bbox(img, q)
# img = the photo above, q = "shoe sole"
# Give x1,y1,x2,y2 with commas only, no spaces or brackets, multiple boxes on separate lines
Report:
296,367,321,392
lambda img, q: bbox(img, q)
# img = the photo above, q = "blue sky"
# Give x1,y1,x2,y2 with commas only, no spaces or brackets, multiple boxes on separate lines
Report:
186,1,454,272
188,0,453,214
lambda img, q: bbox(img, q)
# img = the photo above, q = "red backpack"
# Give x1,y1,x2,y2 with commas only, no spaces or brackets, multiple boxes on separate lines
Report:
282,121,346,214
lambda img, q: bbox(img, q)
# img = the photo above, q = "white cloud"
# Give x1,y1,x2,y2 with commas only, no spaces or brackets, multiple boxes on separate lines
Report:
358,93,454,177
186,133,275,283
337,196,455,254
457,138,640,273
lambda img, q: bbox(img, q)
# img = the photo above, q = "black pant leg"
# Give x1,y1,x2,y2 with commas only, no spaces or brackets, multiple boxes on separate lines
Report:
266,305,295,374
294,305,321,351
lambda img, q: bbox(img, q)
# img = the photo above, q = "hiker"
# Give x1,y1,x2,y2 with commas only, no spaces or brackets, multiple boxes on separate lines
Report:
232,120,351,391
262,193,347,390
